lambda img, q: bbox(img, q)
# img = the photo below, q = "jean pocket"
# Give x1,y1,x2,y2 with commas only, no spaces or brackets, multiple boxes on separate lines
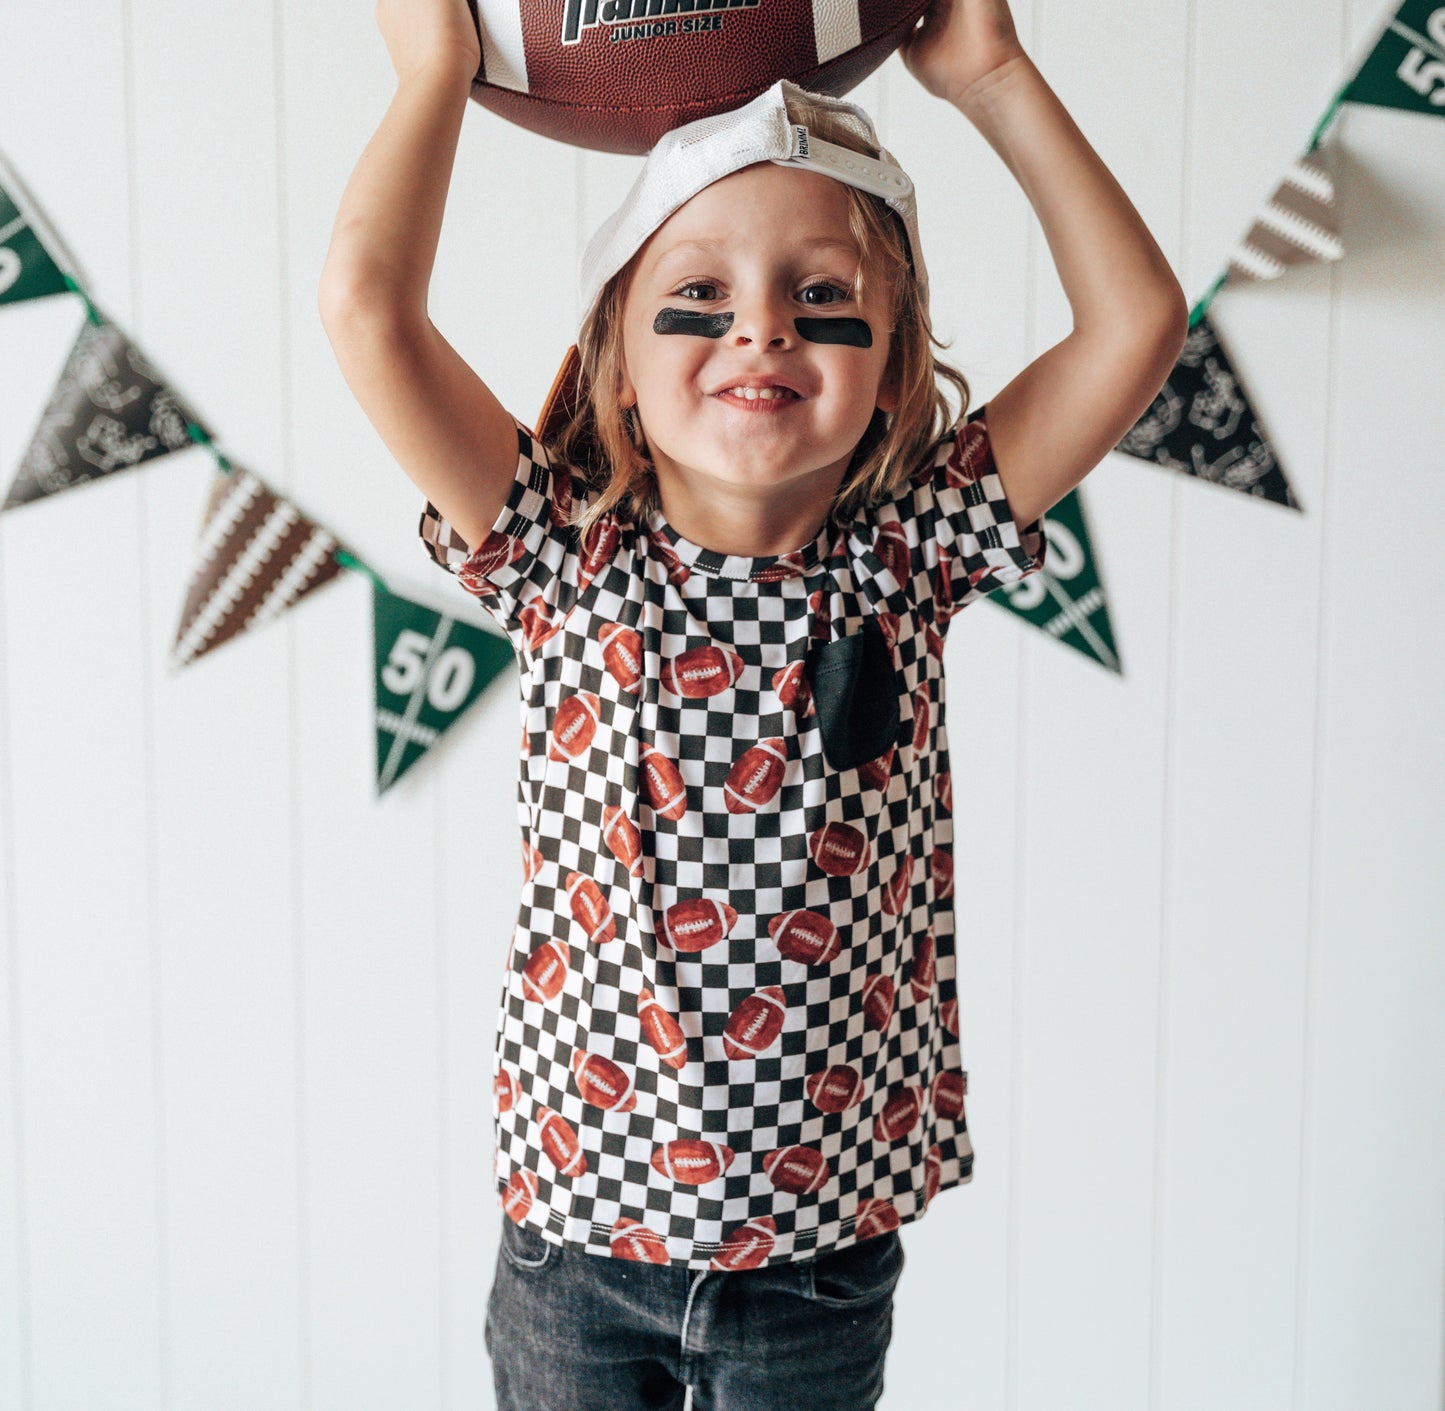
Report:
500,1215,558,1271
803,1229,904,1308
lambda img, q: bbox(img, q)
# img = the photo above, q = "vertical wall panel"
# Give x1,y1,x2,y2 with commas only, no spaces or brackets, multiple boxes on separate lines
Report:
1161,0,1348,1404
1303,8,1445,1395
126,0,304,1407
1010,2,1190,1407
1,2,166,1408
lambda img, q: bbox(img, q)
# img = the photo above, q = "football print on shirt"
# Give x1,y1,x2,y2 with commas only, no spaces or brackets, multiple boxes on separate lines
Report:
418,406,1047,1270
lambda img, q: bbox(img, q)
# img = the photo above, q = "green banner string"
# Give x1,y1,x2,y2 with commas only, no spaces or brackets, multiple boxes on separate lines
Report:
184,418,233,473
182,419,390,594
60,271,102,327
1306,80,1350,154
334,549,390,596
1187,271,1227,330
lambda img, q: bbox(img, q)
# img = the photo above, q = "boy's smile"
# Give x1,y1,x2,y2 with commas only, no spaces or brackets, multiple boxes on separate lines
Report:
618,163,900,559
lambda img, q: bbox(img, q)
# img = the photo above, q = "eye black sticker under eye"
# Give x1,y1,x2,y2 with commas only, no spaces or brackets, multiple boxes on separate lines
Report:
654,309,734,337
795,317,872,348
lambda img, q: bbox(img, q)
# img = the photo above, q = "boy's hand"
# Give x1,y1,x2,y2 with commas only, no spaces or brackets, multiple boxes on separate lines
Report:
375,0,481,87
898,0,1028,109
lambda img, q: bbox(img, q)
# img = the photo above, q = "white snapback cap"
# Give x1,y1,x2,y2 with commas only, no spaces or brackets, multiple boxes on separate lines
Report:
577,78,925,334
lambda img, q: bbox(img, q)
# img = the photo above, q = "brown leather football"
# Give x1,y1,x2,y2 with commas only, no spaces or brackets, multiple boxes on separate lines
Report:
466,0,932,154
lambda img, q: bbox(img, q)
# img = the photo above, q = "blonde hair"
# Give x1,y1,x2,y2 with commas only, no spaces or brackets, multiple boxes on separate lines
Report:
558,89,971,542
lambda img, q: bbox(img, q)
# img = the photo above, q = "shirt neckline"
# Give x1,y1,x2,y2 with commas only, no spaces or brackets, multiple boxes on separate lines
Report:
644,506,841,583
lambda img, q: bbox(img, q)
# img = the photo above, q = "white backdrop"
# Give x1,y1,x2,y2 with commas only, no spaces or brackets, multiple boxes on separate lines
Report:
1,2,1442,1409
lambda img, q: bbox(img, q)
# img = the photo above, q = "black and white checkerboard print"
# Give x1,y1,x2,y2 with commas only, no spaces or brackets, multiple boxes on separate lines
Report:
419,411,1047,1270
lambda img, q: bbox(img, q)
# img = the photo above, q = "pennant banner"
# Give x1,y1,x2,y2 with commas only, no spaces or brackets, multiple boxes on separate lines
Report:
991,488,1121,673
3,314,208,511
1227,148,1344,283
1114,314,1302,510
373,586,514,794
1345,0,1445,116
0,178,69,307
171,465,344,668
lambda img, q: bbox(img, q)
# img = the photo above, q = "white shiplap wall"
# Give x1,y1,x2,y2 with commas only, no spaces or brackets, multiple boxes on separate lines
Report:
1,2,1441,1409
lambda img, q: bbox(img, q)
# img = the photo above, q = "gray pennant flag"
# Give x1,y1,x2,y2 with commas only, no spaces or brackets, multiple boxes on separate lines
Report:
4,313,208,511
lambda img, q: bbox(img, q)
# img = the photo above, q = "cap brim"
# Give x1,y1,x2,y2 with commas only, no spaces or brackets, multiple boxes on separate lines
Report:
535,343,586,447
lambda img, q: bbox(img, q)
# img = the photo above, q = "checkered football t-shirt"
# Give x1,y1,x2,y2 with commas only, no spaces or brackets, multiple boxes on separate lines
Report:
418,405,1048,1272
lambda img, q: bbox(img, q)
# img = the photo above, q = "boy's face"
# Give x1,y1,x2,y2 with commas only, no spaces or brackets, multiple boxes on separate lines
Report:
618,163,900,516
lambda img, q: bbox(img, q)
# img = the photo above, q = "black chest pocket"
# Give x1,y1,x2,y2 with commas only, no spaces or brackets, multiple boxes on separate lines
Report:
807,616,901,772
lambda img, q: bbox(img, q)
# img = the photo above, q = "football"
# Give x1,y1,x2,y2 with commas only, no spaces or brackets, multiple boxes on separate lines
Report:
661,644,746,699
537,1104,589,1176
771,659,815,716
601,803,644,877
880,852,913,916
599,622,645,695
611,1216,672,1263
502,1169,541,1222
519,597,561,651
640,744,689,820
762,1142,831,1195
934,765,951,812
637,987,690,1068
807,820,870,877
923,1143,943,1205
566,870,618,946
907,926,935,998
860,971,894,1031
910,682,931,755
711,1215,779,1271
494,1065,519,1113
931,843,953,900
651,1137,735,1185
457,525,524,581
466,0,933,155
873,520,911,585
854,1198,902,1239
932,1069,966,1122
660,896,738,952
856,743,894,793
572,1048,639,1111
723,737,788,813
805,1062,866,1113
577,515,622,592
548,691,602,761
521,938,571,1003
872,1081,923,1144
722,985,787,1059
768,907,840,966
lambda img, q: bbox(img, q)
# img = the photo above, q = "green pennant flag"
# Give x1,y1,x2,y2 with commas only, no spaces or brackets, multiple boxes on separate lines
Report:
0,179,69,307
373,584,514,794
1345,0,1445,117
990,487,1122,674
3,312,209,512
1113,313,1302,511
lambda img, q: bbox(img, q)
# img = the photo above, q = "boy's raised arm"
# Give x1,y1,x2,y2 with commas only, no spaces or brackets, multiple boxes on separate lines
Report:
902,0,1189,529
319,0,517,555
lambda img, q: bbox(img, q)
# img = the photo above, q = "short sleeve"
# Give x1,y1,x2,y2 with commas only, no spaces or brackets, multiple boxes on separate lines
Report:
877,407,1048,627
418,415,604,640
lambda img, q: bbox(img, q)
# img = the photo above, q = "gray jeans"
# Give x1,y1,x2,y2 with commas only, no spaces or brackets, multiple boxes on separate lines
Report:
485,1216,904,1410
